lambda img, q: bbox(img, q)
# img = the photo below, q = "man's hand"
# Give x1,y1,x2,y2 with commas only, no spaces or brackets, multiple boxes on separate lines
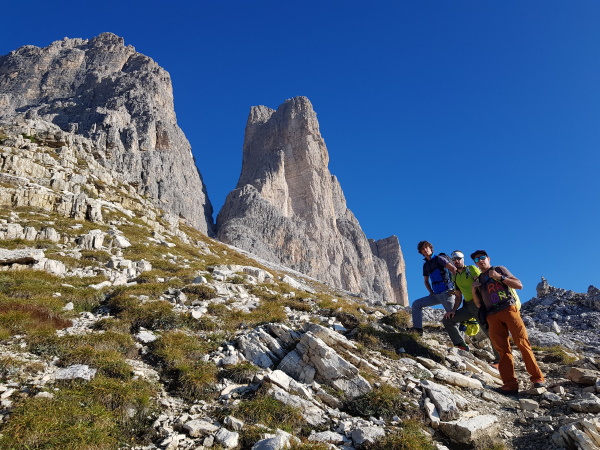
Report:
488,268,503,281
444,310,456,319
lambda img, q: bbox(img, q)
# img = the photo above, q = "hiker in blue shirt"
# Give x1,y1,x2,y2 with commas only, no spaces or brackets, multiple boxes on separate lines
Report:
410,241,457,334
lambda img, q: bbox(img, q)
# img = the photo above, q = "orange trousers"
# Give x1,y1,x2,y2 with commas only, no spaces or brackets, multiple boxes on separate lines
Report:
487,305,544,390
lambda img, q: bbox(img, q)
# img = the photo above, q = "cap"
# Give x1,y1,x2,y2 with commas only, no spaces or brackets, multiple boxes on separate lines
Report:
470,250,488,260
450,251,464,259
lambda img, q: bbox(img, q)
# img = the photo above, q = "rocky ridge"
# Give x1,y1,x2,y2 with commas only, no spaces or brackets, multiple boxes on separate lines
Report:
217,97,407,306
0,126,599,449
521,278,600,356
0,33,213,234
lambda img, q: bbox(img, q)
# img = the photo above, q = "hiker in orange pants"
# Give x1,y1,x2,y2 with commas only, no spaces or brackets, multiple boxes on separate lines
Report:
470,250,545,394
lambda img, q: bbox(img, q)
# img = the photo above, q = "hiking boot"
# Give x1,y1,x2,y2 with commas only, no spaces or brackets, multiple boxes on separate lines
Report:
533,382,546,388
494,386,519,396
456,345,469,351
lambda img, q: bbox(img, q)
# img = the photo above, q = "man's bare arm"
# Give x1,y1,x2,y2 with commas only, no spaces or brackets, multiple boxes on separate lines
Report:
489,268,523,289
424,276,433,295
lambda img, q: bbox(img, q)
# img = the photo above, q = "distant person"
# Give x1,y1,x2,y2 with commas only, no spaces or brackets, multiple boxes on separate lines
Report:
410,241,457,334
441,251,500,362
470,250,545,395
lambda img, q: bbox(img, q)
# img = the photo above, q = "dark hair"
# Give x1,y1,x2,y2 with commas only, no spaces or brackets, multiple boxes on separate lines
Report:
417,241,433,253
470,250,488,260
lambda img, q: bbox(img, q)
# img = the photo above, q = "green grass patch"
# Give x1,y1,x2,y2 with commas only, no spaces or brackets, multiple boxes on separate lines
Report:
344,384,419,421
0,376,158,448
0,270,104,314
223,391,305,433
533,345,578,365
355,324,444,363
380,310,411,330
365,420,435,450
60,346,133,380
219,361,260,383
181,283,218,301
149,330,220,401
27,331,137,380
106,288,183,331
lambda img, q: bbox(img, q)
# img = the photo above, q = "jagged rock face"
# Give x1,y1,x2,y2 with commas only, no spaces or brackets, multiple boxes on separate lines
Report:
217,97,407,305
369,236,408,306
0,33,213,234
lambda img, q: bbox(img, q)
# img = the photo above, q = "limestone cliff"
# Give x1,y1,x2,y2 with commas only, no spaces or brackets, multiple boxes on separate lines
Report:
217,97,408,305
0,33,213,234
369,236,408,306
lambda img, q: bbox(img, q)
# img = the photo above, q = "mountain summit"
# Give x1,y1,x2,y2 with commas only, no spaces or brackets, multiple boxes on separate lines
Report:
0,32,214,234
217,97,407,305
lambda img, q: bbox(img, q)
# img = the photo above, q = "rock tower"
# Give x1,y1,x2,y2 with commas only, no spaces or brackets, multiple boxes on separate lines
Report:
0,33,213,234
217,97,408,305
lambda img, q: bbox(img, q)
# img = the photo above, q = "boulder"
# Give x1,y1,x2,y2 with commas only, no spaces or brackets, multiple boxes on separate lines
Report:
439,414,499,444
567,367,600,385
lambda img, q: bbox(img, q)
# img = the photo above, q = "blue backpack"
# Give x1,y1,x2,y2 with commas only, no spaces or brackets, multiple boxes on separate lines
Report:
430,254,453,294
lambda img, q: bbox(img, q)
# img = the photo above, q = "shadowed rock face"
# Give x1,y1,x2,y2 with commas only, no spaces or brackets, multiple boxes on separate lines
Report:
0,33,213,234
217,97,407,305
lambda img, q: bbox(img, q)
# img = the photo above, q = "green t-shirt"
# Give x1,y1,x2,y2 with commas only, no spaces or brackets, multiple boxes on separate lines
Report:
452,265,481,301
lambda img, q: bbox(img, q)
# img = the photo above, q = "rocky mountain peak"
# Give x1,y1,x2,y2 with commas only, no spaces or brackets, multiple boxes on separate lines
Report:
217,97,408,305
0,33,214,234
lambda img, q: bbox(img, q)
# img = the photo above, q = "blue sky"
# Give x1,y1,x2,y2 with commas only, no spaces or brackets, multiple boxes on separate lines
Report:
2,1,599,303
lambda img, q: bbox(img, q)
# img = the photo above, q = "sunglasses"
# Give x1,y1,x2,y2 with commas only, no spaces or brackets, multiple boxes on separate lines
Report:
452,257,463,261
473,255,487,263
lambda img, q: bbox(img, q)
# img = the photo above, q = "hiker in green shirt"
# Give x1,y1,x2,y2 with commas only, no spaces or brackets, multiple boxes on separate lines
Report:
442,251,499,363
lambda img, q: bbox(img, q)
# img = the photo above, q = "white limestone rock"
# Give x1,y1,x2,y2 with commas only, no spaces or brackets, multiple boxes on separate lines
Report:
568,393,600,413
0,33,214,234
54,364,97,381
432,369,484,389
420,380,462,421
567,367,600,385
214,428,239,448
439,414,499,444
351,425,385,448
266,384,326,426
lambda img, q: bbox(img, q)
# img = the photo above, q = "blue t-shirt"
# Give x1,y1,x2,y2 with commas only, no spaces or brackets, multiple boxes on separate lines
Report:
423,254,454,294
